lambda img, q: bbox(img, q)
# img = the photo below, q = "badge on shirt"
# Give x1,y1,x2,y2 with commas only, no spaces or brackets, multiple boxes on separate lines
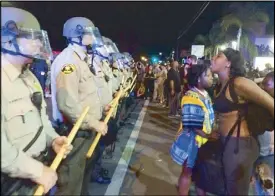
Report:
61,64,76,74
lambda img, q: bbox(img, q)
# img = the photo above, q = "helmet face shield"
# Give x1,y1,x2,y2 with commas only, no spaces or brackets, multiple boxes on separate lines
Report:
16,28,53,61
96,45,109,58
104,42,119,54
111,53,124,69
81,26,103,47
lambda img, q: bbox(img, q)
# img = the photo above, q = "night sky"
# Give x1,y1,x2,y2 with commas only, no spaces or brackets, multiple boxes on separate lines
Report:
12,1,274,59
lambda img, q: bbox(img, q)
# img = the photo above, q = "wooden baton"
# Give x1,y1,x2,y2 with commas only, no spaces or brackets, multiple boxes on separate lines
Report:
33,106,90,196
86,87,124,158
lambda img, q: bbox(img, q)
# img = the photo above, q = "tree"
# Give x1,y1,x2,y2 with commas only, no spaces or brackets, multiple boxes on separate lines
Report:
220,2,270,61
194,34,214,59
193,21,228,59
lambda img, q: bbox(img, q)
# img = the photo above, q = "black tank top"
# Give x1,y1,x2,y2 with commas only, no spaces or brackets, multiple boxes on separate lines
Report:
213,80,247,113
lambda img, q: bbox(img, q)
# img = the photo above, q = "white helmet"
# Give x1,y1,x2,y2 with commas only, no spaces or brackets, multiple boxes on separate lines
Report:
63,17,103,47
1,7,53,61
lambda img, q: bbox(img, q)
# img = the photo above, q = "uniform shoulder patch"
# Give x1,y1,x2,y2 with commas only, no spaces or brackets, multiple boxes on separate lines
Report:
61,64,76,74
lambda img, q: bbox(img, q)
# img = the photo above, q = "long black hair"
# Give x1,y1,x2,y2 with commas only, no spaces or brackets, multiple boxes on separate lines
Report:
187,64,210,88
223,48,246,77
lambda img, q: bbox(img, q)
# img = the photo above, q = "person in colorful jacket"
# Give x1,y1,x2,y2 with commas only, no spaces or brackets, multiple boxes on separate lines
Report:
170,63,219,195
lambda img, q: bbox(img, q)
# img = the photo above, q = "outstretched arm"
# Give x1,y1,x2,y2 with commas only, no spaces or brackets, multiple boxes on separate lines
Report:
234,77,274,117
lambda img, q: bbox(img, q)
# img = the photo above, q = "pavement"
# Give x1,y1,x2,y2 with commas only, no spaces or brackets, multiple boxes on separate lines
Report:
45,97,255,196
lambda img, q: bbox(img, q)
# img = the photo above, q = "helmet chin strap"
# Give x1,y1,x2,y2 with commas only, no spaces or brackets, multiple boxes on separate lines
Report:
1,38,35,60
68,36,83,46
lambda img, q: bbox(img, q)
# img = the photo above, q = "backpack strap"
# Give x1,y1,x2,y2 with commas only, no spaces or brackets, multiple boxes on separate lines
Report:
227,77,243,154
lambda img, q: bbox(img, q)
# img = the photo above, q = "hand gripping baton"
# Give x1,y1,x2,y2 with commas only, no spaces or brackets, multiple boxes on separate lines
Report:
86,87,124,158
33,106,90,196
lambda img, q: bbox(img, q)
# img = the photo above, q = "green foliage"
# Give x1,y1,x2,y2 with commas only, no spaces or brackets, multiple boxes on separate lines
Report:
219,2,269,60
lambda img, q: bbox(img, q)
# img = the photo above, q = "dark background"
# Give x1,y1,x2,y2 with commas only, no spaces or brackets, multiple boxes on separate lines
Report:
12,1,274,59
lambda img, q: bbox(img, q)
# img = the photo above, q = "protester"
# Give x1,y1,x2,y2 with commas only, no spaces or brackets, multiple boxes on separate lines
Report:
144,65,155,100
167,61,181,118
158,64,168,104
164,62,172,108
153,63,162,102
187,55,198,66
210,48,274,195
170,63,218,195
135,62,146,95
180,63,191,96
253,71,274,195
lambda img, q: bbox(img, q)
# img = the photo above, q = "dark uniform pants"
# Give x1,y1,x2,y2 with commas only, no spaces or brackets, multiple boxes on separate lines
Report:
10,184,35,196
55,134,100,195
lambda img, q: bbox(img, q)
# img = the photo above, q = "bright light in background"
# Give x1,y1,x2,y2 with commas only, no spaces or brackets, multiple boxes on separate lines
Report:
158,60,162,63
219,45,227,50
271,39,274,50
159,52,162,55
231,41,237,50
152,57,158,63
254,57,274,71
141,56,148,61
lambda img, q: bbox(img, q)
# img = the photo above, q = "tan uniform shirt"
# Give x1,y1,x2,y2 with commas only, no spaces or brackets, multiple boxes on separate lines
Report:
1,56,59,179
112,70,120,94
101,59,113,96
92,56,112,107
52,44,102,131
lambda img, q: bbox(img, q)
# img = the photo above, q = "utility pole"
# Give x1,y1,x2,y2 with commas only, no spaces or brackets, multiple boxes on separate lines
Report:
237,26,242,51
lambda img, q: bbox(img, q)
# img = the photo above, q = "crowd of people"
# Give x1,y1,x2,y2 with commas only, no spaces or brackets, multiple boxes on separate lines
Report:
130,50,274,195
169,49,274,195
134,55,200,118
1,7,139,196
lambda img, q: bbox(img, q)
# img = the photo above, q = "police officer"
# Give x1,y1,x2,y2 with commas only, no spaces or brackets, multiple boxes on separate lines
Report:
103,37,121,97
51,17,108,195
88,36,113,184
91,44,113,107
110,53,123,98
1,7,72,195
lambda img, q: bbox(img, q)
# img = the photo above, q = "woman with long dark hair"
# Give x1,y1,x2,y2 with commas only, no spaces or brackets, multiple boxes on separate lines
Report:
210,48,274,195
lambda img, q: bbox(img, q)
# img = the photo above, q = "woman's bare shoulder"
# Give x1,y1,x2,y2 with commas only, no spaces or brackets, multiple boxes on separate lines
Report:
233,77,259,92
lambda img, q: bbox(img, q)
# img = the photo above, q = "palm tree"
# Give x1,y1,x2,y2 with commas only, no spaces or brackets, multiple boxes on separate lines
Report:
194,21,228,59
220,2,270,62
194,34,213,59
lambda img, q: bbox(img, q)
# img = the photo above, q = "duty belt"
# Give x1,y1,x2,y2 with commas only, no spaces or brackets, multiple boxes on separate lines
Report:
55,120,92,139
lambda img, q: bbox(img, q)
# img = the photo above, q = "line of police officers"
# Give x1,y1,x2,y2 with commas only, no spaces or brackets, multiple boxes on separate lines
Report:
1,7,136,195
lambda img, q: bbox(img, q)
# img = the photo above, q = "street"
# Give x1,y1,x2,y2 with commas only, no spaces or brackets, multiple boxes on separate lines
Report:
89,99,183,195
45,98,254,196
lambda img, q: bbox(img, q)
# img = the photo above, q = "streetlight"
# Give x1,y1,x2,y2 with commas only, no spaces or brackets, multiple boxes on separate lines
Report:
141,56,145,61
159,52,162,56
